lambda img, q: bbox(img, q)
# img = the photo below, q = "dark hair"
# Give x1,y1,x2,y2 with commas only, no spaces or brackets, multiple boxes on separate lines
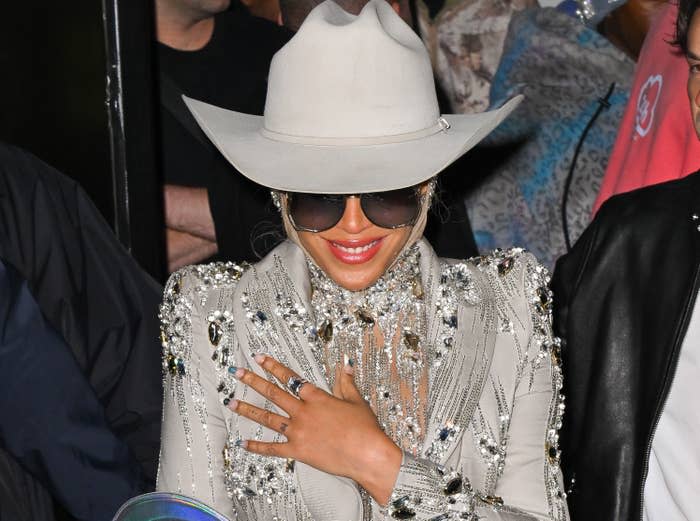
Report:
279,0,378,31
674,0,700,54
278,0,321,31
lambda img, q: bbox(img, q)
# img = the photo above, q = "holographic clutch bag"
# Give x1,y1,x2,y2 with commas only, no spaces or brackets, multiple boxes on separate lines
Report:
112,492,231,521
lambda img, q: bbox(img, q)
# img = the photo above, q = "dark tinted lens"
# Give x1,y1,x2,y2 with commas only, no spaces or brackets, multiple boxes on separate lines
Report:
361,187,420,228
288,193,346,232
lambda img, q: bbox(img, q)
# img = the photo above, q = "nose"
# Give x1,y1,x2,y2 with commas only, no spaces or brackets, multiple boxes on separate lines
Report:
336,196,372,234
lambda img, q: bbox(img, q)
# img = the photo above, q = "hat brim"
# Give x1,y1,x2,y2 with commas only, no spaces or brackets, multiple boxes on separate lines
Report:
184,95,523,194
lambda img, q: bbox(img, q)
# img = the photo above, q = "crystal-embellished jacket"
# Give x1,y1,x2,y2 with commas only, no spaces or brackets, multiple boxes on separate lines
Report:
157,239,568,521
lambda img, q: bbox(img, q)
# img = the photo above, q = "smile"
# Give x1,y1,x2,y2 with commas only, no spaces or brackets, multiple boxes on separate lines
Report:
334,240,379,253
327,238,384,264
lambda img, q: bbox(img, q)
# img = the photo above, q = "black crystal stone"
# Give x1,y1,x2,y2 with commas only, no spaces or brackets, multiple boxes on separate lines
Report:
443,476,463,495
208,321,223,346
391,508,416,519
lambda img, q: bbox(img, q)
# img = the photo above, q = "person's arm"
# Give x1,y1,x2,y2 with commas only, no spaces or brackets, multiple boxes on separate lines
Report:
163,184,217,241
166,228,218,272
164,185,219,271
386,254,568,521
156,268,234,516
0,261,144,521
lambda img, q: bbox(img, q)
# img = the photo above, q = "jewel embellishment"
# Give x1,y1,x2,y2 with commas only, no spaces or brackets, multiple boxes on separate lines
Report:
403,332,420,350
442,471,463,496
166,353,185,376
390,495,416,519
317,319,333,343
412,278,424,299
536,286,552,313
497,257,514,276
208,320,223,346
479,494,504,507
546,442,560,464
355,308,375,325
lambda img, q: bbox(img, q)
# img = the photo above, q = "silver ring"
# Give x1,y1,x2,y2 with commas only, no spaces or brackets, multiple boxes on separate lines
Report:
286,376,308,398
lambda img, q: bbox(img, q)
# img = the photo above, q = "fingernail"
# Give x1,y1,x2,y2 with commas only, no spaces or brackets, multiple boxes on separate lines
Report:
228,399,239,411
234,439,248,449
254,353,266,364
343,361,355,375
228,366,238,374
343,354,354,367
234,368,245,379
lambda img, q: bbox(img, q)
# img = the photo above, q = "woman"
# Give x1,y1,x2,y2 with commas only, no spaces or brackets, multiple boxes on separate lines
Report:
157,2,568,520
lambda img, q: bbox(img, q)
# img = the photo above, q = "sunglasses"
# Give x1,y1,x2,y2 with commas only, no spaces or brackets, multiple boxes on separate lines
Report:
285,186,423,233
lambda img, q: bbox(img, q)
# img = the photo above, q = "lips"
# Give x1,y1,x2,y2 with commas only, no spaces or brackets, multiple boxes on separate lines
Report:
327,237,384,264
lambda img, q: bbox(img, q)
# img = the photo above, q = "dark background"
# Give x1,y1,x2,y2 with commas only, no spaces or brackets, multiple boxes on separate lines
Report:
0,1,165,279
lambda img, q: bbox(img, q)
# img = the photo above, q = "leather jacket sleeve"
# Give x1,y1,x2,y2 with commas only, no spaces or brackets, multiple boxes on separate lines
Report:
551,174,700,521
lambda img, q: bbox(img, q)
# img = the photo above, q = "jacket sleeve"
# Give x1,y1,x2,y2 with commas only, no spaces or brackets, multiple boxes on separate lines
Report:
551,209,602,345
550,202,607,501
387,253,569,521
0,143,164,483
0,261,144,521
156,268,235,519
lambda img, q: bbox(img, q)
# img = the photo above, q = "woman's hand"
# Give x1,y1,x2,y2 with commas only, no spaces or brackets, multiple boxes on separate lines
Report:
228,354,402,505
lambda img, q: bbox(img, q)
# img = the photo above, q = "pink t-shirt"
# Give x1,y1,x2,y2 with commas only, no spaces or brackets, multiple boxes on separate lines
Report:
593,3,700,214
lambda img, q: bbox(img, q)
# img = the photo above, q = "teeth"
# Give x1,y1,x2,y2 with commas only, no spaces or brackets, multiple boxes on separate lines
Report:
334,240,378,254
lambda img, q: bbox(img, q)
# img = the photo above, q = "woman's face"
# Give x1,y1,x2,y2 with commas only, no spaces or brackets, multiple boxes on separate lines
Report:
295,196,415,291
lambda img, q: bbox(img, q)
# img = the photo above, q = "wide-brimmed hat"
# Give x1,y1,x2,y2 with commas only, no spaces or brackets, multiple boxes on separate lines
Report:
184,0,522,194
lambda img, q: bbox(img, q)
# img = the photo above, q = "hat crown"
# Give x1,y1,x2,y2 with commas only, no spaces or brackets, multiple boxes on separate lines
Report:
263,0,440,140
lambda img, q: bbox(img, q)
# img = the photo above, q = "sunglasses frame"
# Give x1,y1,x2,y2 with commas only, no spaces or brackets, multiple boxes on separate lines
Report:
284,186,425,233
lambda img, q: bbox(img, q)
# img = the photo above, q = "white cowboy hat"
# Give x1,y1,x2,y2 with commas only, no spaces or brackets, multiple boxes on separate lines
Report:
184,0,522,194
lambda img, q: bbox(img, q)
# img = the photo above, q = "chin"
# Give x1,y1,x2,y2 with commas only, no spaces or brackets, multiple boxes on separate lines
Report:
337,279,372,292
327,261,386,292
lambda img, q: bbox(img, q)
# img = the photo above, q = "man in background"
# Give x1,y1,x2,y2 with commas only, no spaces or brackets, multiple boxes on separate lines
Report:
155,0,291,272
463,1,636,269
553,0,700,518
593,0,700,213
0,142,162,520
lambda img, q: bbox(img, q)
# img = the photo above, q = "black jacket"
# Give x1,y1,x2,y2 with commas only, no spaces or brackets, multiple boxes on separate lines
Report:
552,172,700,521
0,143,163,481
0,143,163,518
0,261,143,521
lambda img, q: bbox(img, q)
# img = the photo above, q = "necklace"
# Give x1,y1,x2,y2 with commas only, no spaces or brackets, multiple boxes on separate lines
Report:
307,244,428,455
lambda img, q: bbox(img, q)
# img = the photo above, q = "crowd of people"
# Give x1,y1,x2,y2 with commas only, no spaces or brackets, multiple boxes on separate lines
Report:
1,0,698,519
